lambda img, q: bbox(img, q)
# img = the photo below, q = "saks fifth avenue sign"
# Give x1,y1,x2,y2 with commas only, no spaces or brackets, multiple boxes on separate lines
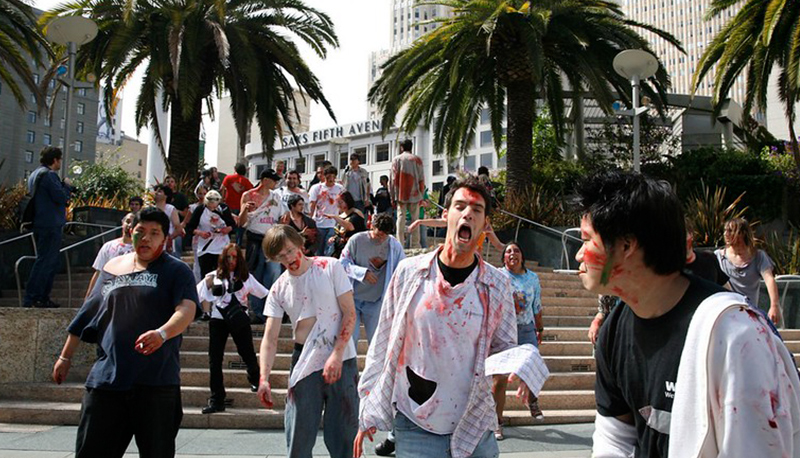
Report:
280,120,383,148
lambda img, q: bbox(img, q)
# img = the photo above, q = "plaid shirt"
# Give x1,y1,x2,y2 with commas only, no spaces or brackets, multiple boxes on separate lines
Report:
358,249,517,458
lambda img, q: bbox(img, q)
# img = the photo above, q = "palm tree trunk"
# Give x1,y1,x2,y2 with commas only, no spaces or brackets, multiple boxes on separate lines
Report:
505,79,535,195
167,96,203,181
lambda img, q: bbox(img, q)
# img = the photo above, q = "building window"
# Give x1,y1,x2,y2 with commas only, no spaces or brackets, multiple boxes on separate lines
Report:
77,88,87,97
498,153,507,169
26,131,35,143
33,74,40,84
339,152,348,170
75,140,83,152
464,155,476,171
30,93,36,104
77,103,85,115
76,121,84,134
137,171,142,178
60,118,65,129
58,138,64,148
43,134,51,145
480,108,490,124
138,159,142,166
480,153,493,168
479,130,493,147
353,146,367,165
27,111,37,123
432,181,443,193
43,116,51,127
432,160,443,176
25,151,33,163
313,153,327,170
375,143,390,162
294,156,306,174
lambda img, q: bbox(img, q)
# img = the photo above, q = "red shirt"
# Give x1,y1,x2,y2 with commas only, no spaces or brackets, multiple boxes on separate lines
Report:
222,174,253,210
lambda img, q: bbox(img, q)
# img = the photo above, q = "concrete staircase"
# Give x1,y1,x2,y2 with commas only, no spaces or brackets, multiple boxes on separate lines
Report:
4,247,797,429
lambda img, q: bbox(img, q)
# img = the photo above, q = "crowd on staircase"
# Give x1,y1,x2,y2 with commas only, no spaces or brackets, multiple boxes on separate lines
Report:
20,144,800,458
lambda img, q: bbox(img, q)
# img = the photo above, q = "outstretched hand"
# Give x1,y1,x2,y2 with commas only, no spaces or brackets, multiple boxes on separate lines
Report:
508,373,531,405
353,427,376,458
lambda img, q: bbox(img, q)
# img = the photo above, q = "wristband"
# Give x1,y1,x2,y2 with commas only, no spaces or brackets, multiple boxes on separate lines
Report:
58,355,70,362
156,328,167,341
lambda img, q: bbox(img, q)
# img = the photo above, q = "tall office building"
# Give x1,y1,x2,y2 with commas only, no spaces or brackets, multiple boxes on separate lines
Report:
367,2,453,119
618,0,746,104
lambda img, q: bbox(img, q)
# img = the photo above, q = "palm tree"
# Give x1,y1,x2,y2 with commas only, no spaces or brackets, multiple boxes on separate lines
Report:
693,0,800,166
0,0,52,110
46,0,337,180
369,0,681,194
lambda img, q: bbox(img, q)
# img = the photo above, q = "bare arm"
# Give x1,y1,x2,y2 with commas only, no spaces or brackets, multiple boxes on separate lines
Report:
484,225,505,251
257,316,282,408
324,290,356,384
134,299,196,356
52,333,81,384
239,192,251,227
762,269,781,325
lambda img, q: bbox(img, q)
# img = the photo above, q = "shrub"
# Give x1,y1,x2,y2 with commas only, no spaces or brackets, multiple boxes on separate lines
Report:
685,181,749,247
69,159,144,209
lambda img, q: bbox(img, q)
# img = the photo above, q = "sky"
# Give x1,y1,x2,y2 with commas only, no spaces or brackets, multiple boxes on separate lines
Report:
32,0,392,161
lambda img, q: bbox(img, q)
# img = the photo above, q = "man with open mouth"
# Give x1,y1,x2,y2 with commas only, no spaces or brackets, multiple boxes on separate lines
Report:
356,175,540,458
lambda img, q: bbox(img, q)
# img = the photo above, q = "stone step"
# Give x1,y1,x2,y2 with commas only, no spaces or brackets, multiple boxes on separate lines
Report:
543,306,598,317
0,400,594,428
543,316,594,327
1,383,596,412
542,289,597,299
542,298,597,307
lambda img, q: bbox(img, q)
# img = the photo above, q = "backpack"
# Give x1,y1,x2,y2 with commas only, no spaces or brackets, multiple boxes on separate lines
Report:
18,167,47,230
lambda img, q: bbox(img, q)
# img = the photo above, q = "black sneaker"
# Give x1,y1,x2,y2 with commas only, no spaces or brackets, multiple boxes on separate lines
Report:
200,312,211,321
250,384,258,393
375,438,395,456
33,300,60,308
201,404,225,414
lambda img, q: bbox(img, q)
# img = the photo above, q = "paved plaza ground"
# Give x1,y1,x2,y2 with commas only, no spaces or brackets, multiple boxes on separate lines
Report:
0,423,593,457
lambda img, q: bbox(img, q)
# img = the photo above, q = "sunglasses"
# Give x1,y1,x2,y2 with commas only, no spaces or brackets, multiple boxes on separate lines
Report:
207,197,221,202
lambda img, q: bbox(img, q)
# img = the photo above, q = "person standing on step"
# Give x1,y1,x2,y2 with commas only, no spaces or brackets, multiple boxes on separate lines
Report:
184,190,236,278
183,185,209,283
357,176,541,458
492,242,545,441
279,170,310,214
128,196,144,214
309,165,345,256
197,243,267,414
390,139,425,249
239,169,286,324
339,212,405,346
85,212,136,298
152,183,183,256
341,153,372,213
372,175,393,218
23,146,74,308
164,175,189,254
222,163,253,246
279,194,319,256
576,171,800,457
52,207,200,458
257,225,358,458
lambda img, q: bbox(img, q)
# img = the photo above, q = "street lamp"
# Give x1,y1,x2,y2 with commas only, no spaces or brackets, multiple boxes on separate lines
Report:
45,16,98,179
613,49,658,172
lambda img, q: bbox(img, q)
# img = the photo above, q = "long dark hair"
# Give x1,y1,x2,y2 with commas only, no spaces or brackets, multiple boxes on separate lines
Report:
503,241,527,272
216,243,249,281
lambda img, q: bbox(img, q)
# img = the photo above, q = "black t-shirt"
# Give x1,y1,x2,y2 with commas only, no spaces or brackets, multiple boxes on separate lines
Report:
373,186,392,213
437,255,478,286
684,250,729,286
594,275,724,457
68,253,200,390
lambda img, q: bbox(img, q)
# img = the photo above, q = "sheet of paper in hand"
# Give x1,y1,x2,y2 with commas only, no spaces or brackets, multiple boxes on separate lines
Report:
485,344,550,395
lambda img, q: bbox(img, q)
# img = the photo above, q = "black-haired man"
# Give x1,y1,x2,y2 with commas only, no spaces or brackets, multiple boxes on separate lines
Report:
577,171,800,457
356,176,539,458
24,147,74,308
342,153,372,213
340,213,404,345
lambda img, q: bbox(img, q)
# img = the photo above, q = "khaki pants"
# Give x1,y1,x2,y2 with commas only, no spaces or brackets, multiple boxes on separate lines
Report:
396,201,420,249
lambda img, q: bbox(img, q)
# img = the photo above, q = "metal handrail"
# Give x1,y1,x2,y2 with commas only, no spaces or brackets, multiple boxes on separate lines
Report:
759,275,800,329
561,227,582,271
15,224,122,308
0,232,38,258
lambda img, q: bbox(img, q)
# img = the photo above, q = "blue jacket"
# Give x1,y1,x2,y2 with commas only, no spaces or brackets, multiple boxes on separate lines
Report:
29,166,71,229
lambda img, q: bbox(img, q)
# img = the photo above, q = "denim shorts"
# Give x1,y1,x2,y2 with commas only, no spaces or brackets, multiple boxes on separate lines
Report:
517,321,538,347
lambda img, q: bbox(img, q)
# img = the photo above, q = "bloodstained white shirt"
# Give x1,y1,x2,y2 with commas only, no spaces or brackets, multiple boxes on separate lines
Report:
394,261,482,434
92,238,133,271
264,257,356,387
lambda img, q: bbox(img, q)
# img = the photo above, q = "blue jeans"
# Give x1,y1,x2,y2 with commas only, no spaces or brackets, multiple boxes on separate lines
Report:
518,321,538,347
245,231,282,321
353,297,383,345
172,236,183,255
394,412,499,458
24,225,63,305
231,209,245,246
316,227,335,256
285,346,359,458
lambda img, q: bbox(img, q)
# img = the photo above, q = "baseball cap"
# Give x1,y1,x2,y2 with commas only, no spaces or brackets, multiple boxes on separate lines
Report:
260,168,281,181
